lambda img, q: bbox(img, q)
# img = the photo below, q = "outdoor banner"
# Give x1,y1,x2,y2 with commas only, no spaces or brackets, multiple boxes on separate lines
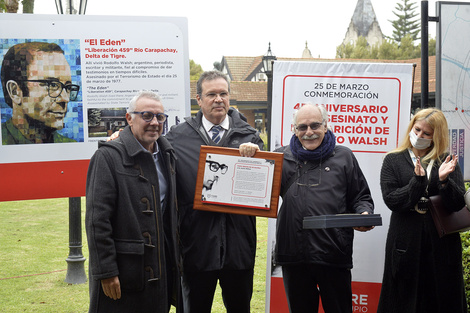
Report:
436,1,470,180
266,61,413,313
0,14,189,201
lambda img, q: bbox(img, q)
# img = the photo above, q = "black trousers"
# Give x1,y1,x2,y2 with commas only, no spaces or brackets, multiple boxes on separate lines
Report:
282,264,352,313
182,269,253,313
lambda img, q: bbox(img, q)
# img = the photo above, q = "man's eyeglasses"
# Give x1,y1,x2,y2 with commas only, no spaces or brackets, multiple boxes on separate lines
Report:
202,92,229,100
295,122,324,132
131,111,168,124
21,79,80,101
206,160,228,174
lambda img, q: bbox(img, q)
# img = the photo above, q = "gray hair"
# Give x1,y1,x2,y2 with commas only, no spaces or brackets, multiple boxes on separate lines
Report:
127,90,162,113
293,103,328,125
196,70,230,96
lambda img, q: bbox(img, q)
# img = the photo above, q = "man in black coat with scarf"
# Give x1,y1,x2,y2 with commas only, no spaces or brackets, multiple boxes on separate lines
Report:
240,103,374,313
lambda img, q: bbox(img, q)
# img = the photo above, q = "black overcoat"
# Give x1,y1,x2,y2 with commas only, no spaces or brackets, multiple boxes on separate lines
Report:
165,108,264,272
377,150,467,313
86,126,181,313
274,144,374,268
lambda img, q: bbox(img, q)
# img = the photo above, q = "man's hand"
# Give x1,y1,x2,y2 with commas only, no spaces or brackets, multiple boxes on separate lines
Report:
239,142,260,157
107,129,123,141
101,276,121,300
353,211,375,232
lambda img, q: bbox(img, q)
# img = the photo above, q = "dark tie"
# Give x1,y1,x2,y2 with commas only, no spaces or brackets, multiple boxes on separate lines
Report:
211,125,222,143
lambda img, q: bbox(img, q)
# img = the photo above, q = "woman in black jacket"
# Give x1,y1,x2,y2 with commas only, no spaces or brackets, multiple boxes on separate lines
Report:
377,108,467,313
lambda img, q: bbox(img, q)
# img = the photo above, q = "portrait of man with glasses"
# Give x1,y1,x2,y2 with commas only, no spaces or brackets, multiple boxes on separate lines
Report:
1,41,81,144
202,158,229,192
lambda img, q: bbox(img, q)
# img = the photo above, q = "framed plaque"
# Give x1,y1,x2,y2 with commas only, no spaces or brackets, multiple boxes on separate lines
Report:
193,146,283,218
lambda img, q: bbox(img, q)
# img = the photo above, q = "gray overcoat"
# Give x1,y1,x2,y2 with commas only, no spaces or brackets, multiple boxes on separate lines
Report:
86,126,181,313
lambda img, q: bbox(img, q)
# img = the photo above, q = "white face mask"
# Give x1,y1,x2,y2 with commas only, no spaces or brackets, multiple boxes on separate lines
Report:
409,130,432,150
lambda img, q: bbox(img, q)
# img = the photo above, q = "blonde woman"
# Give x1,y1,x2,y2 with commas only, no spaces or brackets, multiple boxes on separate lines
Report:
377,108,467,313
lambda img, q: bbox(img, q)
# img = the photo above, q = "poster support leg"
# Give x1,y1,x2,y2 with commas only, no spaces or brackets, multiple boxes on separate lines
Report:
65,197,87,284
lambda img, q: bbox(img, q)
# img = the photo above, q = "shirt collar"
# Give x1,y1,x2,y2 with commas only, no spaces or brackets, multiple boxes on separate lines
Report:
134,136,159,156
202,114,229,133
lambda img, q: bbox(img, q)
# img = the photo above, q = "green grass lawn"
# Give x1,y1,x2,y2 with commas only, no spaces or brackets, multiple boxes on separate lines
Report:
0,197,268,313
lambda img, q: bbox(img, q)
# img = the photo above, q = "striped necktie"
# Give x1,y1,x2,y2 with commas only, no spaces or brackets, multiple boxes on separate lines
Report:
211,125,222,143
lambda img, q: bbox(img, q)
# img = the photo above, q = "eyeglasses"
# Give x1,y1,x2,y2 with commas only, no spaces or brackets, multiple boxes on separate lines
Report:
131,111,168,123
206,160,228,174
295,122,323,132
202,92,229,100
21,79,80,101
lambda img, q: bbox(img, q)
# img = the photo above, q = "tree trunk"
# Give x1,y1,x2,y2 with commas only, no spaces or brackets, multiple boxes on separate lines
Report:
22,0,34,13
5,0,19,12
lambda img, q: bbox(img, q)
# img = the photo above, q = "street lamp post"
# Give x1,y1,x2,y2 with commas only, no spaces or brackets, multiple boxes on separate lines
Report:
55,0,88,285
262,43,276,150
64,197,87,284
55,0,88,14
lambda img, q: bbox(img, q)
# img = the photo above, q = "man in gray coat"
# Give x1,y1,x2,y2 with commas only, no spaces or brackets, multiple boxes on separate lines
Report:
86,91,181,313
165,71,263,313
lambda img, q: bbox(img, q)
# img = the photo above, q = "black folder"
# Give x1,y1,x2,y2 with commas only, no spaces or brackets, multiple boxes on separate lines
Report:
303,214,382,229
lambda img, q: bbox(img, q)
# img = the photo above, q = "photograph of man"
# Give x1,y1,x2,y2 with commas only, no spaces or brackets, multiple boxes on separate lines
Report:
1,41,80,144
203,158,228,191
201,156,229,202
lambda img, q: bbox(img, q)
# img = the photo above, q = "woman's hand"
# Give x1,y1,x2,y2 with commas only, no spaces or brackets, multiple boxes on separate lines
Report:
439,154,458,182
415,156,425,176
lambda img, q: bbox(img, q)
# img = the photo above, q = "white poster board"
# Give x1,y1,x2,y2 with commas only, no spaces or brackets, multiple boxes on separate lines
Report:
0,14,189,201
266,61,413,313
436,1,470,180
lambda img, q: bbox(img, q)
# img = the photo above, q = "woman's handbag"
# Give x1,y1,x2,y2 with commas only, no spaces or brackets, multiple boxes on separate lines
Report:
428,190,470,238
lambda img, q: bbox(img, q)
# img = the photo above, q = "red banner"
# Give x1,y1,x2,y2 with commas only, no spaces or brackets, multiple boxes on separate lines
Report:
0,160,89,202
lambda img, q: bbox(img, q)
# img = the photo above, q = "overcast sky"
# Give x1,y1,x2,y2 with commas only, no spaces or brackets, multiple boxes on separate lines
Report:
29,0,467,71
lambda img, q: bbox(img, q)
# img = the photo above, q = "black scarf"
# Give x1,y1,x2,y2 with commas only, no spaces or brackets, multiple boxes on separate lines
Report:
289,130,336,162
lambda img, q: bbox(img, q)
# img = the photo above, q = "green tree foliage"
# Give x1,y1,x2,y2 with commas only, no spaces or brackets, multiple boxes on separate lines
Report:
336,34,435,60
22,0,34,13
428,37,436,56
0,0,34,13
336,0,436,61
4,0,18,12
390,0,420,42
190,59,203,81
461,231,470,310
